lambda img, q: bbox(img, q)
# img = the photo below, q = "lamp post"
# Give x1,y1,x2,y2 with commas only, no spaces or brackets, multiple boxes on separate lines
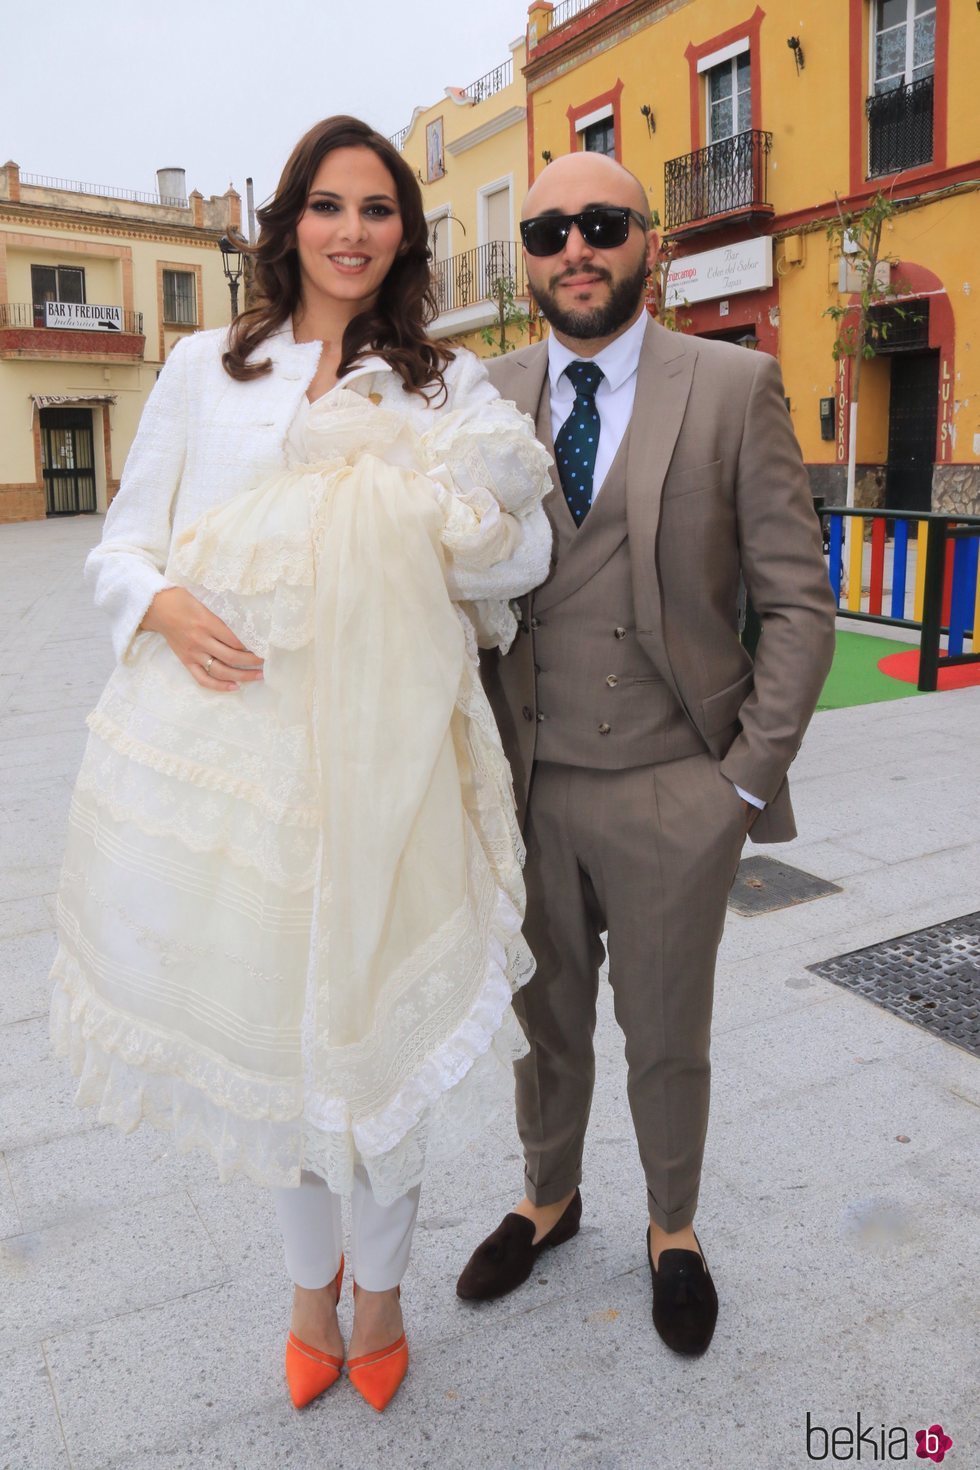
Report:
218,234,245,319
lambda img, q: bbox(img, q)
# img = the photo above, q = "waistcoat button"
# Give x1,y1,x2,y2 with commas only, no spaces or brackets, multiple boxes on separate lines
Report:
614,626,627,640
605,674,619,688
536,712,545,722
598,722,611,735
531,617,541,630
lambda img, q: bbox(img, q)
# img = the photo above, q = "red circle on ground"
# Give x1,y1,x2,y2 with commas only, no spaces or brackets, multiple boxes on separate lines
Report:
878,649,980,690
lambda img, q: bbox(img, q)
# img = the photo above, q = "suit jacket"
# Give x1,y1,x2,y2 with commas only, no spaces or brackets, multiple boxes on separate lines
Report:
484,317,837,844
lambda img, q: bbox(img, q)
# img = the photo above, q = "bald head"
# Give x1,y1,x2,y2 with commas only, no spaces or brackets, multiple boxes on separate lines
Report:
523,151,650,222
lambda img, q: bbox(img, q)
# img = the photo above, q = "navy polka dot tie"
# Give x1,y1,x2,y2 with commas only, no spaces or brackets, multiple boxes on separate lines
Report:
554,360,604,527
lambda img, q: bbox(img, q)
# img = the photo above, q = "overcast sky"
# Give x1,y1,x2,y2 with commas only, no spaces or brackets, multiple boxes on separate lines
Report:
2,0,527,219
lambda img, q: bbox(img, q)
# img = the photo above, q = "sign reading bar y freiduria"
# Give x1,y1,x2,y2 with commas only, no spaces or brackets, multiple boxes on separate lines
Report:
665,237,772,307
44,302,122,331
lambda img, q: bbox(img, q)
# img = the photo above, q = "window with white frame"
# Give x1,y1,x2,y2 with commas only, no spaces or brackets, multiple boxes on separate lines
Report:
706,50,752,142
162,269,197,325
873,0,936,94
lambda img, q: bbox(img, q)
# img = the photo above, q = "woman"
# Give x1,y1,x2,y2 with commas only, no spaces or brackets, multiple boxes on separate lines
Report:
49,116,552,1412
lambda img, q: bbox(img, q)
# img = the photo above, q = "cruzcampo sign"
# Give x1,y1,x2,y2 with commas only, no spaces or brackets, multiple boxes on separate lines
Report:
44,302,122,331
665,237,773,307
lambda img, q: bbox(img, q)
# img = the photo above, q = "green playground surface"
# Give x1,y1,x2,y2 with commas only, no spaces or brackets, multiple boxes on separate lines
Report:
816,630,924,712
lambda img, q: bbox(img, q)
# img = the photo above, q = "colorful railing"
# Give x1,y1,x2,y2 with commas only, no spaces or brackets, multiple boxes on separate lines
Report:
823,508,980,691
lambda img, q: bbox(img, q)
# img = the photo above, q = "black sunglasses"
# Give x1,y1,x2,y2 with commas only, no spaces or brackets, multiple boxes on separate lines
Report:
520,206,650,257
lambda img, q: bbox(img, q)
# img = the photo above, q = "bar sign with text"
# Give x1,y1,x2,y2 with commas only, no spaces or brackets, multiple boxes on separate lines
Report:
44,302,122,331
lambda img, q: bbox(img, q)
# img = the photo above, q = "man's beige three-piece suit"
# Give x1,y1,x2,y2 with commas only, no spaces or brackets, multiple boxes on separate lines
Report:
483,317,836,1230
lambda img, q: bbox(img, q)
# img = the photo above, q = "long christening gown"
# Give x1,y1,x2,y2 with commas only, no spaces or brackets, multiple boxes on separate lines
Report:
50,386,539,1204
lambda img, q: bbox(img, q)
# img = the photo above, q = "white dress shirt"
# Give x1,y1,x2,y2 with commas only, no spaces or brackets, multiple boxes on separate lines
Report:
546,311,764,813
548,308,647,500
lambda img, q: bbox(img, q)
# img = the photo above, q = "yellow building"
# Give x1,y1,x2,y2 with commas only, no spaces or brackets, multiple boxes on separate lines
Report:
523,0,978,513
390,33,536,355
0,163,242,524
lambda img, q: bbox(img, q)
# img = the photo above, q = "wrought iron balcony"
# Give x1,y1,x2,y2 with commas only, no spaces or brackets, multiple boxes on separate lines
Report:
431,241,526,316
866,75,934,178
549,0,601,29
664,130,773,233
0,303,144,334
462,57,513,103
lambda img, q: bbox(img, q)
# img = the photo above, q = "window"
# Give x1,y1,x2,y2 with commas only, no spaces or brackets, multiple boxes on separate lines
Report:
873,0,935,94
31,264,85,325
163,269,197,325
581,117,615,157
867,0,935,175
707,51,752,142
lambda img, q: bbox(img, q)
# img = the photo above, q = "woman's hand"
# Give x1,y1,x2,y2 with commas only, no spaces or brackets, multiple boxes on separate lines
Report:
140,587,264,692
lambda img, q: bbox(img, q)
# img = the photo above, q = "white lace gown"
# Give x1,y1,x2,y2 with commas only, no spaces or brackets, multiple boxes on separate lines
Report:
50,385,547,1204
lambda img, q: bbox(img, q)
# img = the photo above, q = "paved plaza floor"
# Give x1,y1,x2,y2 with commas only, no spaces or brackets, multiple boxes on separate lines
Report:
1,516,978,1470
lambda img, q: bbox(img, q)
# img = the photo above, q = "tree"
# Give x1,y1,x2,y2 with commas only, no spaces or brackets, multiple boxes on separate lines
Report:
824,189,911,518
479,274,532,355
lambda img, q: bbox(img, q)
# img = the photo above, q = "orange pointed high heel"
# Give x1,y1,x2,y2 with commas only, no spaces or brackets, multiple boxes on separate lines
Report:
347,1284,408,1412
285,1255,345,1409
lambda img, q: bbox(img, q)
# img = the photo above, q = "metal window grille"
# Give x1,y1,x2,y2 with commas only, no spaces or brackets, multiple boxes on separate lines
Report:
867,299,930,354
664,130,772,230
163,270,197,325
866,74,934,176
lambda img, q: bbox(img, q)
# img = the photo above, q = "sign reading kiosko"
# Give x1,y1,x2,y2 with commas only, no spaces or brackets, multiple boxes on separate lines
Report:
44,302,122,331
665,237,773,307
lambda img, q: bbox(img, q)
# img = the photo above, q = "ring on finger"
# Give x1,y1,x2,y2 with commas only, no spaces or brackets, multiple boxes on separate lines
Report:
204,655,215,674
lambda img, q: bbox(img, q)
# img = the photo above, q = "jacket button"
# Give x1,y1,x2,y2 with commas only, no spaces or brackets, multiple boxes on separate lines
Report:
605,675,619,688
522,706,533,721
614,627,627,640
598,722,611,735
536,712,545,723
530,617,541,630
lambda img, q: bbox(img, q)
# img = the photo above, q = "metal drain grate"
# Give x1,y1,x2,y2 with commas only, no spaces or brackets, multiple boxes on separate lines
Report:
808,912,980,1059
728,856,842,916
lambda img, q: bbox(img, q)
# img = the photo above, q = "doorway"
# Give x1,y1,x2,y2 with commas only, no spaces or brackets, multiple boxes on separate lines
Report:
885,351,938,514
40,407,96,514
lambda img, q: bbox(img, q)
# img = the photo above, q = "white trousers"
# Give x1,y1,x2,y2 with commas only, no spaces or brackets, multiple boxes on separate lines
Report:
272,1167,421,1292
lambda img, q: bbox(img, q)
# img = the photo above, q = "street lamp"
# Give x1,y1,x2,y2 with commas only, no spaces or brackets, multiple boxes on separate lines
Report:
218,234,245,319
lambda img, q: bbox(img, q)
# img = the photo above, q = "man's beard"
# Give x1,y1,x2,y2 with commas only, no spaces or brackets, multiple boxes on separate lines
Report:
530,257,648,339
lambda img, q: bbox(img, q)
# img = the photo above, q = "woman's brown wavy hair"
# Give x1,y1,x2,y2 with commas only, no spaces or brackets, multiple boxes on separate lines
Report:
222,115,453,398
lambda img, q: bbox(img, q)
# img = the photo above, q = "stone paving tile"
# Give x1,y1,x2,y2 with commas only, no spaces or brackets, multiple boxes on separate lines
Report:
0,929,57,1026
1,1188,229,1353
0,1346,70,1470
0,895,54,940
5,1123,218,1237
0,1155,23,1239
0,1015,102,1152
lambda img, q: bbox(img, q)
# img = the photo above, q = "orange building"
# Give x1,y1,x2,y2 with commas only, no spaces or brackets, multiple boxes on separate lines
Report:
524,0,979,514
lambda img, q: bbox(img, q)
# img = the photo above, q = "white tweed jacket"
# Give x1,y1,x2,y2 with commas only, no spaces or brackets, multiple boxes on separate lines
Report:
88,324,553,661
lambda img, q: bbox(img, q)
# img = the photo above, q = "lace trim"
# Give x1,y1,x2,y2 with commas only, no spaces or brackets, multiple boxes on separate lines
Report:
49,891,531,1203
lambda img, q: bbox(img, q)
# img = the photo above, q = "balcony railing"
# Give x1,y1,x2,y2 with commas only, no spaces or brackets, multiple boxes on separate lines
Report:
432,242,526,316
664,129,773,231
549,0,601,29
866,75,934,178
19,172,187,208
0,303,144,334
462,57,513,103
388,125,410,152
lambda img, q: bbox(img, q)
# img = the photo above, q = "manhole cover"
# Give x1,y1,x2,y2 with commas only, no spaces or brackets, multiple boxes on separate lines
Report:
808,912,980,1059
728,856,842,916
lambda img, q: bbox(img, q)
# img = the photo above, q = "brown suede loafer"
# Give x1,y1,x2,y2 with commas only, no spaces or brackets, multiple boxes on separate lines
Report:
456,1190,582,1301
647,1226,718,1356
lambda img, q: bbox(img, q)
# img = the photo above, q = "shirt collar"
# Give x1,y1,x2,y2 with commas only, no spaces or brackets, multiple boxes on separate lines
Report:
547,308,649,396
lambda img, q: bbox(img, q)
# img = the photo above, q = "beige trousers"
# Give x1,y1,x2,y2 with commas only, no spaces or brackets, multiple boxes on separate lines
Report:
513,753,746,1232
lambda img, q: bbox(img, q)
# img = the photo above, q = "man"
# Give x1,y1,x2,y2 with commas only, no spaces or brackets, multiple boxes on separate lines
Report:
456,152,836,1355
